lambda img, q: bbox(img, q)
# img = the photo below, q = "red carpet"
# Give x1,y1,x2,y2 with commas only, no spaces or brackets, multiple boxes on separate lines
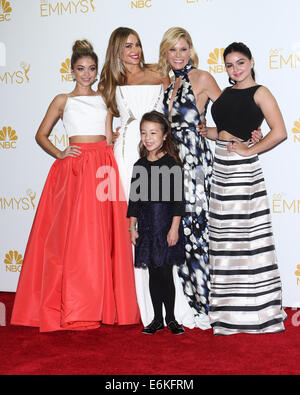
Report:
1,292,300,375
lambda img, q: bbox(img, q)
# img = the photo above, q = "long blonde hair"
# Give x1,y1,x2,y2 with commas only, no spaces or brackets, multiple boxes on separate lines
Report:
158,27,199,78
98,27,147,116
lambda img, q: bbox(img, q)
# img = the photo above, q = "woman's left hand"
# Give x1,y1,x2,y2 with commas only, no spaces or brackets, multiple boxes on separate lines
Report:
167,228,179,247
227,139,251,157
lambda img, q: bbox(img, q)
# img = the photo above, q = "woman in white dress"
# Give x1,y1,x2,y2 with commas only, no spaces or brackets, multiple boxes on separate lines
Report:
99,27,192,327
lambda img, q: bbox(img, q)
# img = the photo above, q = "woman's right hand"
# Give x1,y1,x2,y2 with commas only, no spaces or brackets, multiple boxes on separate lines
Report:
57,145,82,159
111,127,121,144
130,229,139,245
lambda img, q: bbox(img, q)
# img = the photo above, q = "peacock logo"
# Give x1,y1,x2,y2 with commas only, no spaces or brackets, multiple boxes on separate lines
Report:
4,250,23,273
207,48,225,73
60,58,72,82
0,126,18,149
292,118,300,143
0,0,12,22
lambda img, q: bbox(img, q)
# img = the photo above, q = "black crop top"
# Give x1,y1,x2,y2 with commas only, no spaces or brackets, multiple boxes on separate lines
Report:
211,85,264,141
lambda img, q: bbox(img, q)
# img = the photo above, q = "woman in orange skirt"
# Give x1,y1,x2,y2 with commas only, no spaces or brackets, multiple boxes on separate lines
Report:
10,40,140,332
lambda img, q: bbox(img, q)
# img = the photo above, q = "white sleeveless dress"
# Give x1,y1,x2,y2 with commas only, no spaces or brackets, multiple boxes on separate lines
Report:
114,84,200,328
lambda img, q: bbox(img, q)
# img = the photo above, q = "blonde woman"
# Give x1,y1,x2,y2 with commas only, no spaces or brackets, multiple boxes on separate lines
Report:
11,40,140,332
157,27,221,329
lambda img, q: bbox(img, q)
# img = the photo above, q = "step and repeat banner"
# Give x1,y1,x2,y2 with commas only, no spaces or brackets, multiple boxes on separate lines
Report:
0,0,299,307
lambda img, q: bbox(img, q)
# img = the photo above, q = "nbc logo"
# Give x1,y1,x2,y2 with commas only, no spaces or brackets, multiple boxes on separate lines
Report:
40,0,95,17
207,48,225,73
0,0,12,22
295,265,300,286
60,58,72,82
292,118,300,143
0,126,18,149
4,250,23,273
131,0,152,8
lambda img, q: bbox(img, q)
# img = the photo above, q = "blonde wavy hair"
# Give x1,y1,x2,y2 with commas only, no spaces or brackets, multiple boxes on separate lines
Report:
98,27,147,117
158,27,199,78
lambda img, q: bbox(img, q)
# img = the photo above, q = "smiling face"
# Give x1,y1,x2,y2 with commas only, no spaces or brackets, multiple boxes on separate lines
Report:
224,51,254,84
140,121,166,155
72,56,97,87
120,33,142,67
167,37,191,70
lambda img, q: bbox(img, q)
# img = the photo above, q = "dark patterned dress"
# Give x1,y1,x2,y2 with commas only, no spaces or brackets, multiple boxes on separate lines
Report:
163,61,213,321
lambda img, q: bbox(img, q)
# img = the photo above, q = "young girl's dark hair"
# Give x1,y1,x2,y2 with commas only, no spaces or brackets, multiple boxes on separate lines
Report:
139,111,182,165
223,42,255,85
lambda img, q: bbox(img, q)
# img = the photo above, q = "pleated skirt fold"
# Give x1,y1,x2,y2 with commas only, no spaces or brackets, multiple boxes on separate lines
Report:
208,140,286,335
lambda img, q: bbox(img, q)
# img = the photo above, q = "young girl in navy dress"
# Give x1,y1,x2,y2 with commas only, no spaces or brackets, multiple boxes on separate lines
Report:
127,111,185,335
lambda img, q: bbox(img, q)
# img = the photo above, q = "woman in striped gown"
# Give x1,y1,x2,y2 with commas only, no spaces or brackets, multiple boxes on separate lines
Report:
204,42,287,335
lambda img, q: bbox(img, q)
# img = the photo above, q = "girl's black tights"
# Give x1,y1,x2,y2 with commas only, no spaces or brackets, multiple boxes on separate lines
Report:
148,264,175,324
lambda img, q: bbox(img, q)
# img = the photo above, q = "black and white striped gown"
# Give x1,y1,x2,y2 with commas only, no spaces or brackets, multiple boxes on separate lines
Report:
208,140,286,335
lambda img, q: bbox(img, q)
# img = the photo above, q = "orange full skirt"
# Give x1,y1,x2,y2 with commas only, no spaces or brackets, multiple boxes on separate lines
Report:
11,141,140,332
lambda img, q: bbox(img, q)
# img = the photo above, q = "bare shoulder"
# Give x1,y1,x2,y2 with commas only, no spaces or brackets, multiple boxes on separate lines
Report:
145,65,168,84
189,69,213,81
189,69,218,87
51,93,69,108
44,94,69,119
254,85,276,104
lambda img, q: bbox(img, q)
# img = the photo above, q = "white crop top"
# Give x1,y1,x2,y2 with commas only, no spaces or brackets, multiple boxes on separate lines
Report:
63,95,107,138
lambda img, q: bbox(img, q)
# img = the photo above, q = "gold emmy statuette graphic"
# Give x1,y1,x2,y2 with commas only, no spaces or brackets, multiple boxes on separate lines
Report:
295,265,300,286
4,250,23,272
20,62,30,82
0,0,12,22
292,119,300,143
207,48,225,73
60,58,72,82
0,126,18,149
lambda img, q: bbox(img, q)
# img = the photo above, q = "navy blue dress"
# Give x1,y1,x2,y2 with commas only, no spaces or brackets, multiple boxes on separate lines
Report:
127,154,185,268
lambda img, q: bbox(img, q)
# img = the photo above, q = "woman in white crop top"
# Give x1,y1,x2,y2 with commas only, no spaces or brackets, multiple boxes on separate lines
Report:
11,40,140,332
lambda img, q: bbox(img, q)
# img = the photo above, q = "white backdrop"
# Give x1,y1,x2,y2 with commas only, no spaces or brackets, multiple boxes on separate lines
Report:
0,0,299,308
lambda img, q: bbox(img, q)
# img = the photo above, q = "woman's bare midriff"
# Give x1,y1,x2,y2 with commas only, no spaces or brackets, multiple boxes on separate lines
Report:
69,135,106,144
218,130,243,142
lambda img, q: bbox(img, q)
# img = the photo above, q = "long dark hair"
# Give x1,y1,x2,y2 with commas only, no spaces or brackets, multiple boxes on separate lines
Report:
139,111,182,165
98,27,147,116
223,42,255,85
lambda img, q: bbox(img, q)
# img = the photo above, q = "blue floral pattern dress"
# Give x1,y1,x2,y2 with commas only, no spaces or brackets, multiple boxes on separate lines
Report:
163,61,213,320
